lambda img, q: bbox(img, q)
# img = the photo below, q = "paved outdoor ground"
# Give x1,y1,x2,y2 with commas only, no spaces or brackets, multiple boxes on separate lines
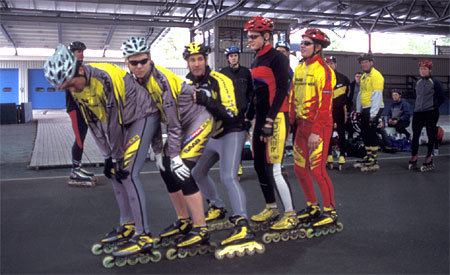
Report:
1,118,449,274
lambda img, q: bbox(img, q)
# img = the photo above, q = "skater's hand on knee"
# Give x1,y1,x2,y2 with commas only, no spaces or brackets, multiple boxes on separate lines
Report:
103,157,113,179
170,155,190,181
112,158,129,181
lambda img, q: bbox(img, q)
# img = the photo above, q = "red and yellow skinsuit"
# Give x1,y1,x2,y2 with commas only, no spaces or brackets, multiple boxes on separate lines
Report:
289,55,336,208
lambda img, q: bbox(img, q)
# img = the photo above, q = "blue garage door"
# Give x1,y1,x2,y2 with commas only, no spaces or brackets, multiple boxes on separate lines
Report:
28,69,65,109
0,69,19,104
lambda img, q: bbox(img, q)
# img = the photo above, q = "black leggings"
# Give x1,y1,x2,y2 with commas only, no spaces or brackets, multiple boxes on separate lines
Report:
68,108,88,168
360,108,383,147
328,107,346,156
411,109,439,157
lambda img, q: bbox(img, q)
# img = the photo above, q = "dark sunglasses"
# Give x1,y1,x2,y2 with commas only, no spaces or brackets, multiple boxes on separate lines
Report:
128,58,149,66
300,41,313,46
247,34,261,40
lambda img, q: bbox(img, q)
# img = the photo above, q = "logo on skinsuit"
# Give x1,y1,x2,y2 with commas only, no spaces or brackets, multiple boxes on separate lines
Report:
183,138,201,154
126,135,140,149
183,128,203,147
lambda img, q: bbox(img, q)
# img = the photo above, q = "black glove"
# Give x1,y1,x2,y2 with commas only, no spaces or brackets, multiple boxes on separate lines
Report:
103,157,113,179
112,158,129,182
261,121,274,137
243,120,252,132
195,88,212,106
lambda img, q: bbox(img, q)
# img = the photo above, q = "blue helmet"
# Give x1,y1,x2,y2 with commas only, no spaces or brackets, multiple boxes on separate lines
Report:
224,46,240,56
275,41,290,51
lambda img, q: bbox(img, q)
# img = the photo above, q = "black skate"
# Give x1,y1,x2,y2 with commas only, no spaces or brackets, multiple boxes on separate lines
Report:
205,203,232,231
166,225,217,260
157,217,192,247
297,203,322,228
102,232,162,268
305,208,343,238
408,157,418,170
215,216,265,260
68,169,98,187
420,158,435,172
91,223,135,255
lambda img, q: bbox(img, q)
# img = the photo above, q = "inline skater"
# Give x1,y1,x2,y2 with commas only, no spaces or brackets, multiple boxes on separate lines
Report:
325,56,350,171
354,53,384,172
190,44,264,258
289,28,343,238
244,16,297,232
409,59,445,172
65,41,97,187
44,44,162,267
121,37,214,255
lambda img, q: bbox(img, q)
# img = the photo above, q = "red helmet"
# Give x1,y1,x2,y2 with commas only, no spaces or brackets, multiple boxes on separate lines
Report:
244,16,274,32
302,28,331,48
419,59,433,69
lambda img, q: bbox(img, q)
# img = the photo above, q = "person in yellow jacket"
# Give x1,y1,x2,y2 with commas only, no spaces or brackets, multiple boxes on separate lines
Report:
289,28,343,237
354,53,384,172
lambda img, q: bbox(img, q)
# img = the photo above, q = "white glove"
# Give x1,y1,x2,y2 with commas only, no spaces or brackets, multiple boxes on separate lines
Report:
155,153,165,172
170,155,190,181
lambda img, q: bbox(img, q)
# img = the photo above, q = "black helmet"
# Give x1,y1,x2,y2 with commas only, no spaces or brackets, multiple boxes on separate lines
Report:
183,42,210,60
357,53,373,63
391,89,402,96
68,41,86,52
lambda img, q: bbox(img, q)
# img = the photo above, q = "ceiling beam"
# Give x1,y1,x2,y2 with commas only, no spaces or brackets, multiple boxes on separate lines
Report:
190,0,249,31
55,0,194,8
0,13,192,28
57,23,62,43
104,25,116,50
0,23,16,48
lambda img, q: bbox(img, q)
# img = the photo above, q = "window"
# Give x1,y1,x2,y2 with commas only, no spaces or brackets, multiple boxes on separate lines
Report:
3,87,12,92
35,87,44,92
219,28,241,52
47,87,56,92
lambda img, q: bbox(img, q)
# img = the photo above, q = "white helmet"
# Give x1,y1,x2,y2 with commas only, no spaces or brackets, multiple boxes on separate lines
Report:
121,37,150,58
44,44,77,88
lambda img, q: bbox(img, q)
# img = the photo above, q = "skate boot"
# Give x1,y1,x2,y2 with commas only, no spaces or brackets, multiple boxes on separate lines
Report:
157,217,192,247
166,225,217,260
79,167,95,177
68,168,97,187
215,216,265,260
237,164,243,182
327,155,334,169
262,212,304,244
91,223,135,255
408,155,418,170
250,204,280,232
338,156,346,171
420,157,435,172
360,147,380,172
102,232,162,268
297,203,321,228
353,154,369,168
205,203,232,231
305,208,344,238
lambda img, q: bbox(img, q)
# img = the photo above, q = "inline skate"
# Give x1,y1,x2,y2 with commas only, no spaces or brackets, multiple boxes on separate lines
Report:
305,208,344,238
205,203,233,231
166,225,217,260
102,232,162,268
157,217,192,247
262,212,304,244
250,205,280,232
360,156,380,172
327,155,334,170
91,223,135,255
327,155,346,171
408,155,418,170
215,216,265,260
420,157,435,172
67,168,98,187
297,203,321,228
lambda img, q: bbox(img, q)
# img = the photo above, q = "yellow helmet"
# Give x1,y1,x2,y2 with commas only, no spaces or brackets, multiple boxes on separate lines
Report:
183,42,210,60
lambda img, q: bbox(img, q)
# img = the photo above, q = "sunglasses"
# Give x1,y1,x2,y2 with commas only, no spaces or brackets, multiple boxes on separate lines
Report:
247,34,261,40
300,41,313,46
128,58,149,66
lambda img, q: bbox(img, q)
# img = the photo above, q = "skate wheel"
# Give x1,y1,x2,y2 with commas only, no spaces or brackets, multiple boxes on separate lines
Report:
336,222,344,232
262,233,271,244
115,257,127,267
261,224,269,231
226,251,235,259
214,249,224,260
236,250,245,257
103,246,114,254
322,229,329,236
246,248,255,256
329,226,336,234
198,246,208,255
127,256,139,266
178,249,188,259
256,244,265,254
225,220,234,229
302,222,311,228
338,165,343,171
161,238,170,247
102,256,115,269
306,228,314,239
166,248,177,261
139,254,150,264
281,231,290,242
91,243,103,255
272,234,281,243
314,230,322,237
298,229,306,239
216,223,224,230
208,223,216,231
188,247,198,257
289,230,299,240
150,250,162,262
